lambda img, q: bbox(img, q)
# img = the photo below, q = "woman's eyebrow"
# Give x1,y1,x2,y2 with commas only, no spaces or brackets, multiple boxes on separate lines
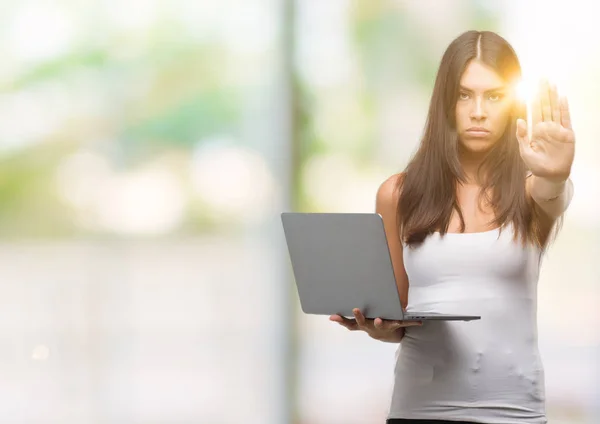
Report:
459,85,506,93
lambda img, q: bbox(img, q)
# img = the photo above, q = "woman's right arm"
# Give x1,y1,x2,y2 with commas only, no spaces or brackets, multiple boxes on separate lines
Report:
376,173,410,311
330,174,419,342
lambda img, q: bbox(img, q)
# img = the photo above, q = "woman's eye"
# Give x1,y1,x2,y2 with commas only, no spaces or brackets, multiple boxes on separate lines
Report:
459,92,470,100
489,94,502,101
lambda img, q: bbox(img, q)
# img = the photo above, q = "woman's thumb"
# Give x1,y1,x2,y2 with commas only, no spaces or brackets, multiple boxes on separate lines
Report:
516,118,527,140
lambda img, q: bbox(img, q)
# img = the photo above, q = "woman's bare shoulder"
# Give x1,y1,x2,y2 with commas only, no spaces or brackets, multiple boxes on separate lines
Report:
377,173,405,205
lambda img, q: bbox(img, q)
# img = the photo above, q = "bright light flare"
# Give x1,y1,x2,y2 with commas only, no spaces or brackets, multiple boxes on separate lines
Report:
515,75,565,140
516,78,536,104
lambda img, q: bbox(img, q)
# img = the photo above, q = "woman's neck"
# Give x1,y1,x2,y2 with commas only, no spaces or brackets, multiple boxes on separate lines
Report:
458,147,488,185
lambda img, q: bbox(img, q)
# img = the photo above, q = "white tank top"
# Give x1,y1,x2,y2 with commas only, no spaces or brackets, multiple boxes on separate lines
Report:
388,222,547,423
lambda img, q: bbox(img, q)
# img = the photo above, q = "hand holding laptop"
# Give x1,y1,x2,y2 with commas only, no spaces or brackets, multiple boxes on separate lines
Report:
329,307,423,342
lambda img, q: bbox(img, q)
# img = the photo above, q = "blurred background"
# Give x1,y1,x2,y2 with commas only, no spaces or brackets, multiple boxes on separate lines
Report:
0,0,597,423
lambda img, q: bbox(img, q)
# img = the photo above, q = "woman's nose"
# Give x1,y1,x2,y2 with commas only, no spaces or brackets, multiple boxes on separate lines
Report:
470,97,487,120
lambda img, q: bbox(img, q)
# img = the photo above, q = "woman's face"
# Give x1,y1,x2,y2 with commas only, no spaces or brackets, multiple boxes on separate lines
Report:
455,60,515,153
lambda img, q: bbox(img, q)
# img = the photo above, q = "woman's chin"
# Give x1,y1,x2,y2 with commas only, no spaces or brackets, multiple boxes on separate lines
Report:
459,138,496,154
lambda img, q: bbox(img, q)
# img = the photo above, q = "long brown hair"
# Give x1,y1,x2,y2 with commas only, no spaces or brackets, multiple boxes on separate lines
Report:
397,30,557,250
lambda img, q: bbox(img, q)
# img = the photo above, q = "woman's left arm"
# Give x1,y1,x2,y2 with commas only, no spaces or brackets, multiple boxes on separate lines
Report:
527,175,574,218
516,78,576,218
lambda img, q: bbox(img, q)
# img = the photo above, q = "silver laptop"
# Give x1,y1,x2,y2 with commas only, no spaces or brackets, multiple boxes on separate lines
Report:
281,212,480,322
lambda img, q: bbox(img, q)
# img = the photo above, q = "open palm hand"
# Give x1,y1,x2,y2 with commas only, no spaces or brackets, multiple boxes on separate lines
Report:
516,79,575,182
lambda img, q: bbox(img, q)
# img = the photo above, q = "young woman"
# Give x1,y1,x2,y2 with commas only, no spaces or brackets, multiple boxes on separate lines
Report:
330,30,575,424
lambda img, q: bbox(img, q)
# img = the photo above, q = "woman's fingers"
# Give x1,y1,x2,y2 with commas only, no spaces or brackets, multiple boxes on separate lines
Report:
353,308,369,328
531,89,542,126
373,316,424,331
401,320,424,327
549,82,561,124
333,309,424,334
329,314,358,330
540,79,552,122
385,320,423,330
559,96,572,130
